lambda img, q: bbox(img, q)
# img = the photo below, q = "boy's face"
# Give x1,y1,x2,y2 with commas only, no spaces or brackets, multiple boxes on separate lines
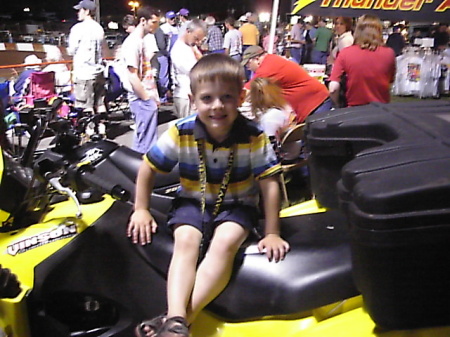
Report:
190,80,245,143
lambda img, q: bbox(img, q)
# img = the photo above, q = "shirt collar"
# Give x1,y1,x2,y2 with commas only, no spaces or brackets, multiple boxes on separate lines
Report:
193,114,250,148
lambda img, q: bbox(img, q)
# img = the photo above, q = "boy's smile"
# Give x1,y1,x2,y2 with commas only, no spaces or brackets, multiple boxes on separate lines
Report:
191,80,244,143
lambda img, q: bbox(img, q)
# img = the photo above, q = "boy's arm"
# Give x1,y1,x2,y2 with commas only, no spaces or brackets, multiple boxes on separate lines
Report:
257,175,290,262
127,160,157,245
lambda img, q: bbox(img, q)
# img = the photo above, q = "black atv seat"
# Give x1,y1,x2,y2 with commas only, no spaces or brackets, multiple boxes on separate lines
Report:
108,145,180,189
140,209,358,321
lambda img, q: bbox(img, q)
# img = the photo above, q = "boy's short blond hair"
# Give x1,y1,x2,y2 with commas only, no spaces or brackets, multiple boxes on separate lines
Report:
190,54,245,95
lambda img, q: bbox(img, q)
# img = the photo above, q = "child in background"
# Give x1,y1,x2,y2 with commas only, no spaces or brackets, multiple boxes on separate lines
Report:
128,54,289,337
250,77,300,162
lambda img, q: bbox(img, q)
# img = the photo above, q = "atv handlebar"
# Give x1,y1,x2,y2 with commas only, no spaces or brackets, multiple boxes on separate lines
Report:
78,166,131,203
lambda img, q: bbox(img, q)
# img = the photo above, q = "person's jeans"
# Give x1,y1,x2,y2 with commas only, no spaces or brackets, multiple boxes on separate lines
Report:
312,50,328,64
157,55,170,101
129,98,158,154
310,97,332,115
290,47,302,64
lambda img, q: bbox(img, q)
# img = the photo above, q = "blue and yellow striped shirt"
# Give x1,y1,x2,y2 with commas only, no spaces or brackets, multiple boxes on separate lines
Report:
145,114,281,207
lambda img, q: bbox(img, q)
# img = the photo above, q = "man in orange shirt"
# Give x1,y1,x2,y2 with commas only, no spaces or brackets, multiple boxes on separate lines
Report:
242,46,331,122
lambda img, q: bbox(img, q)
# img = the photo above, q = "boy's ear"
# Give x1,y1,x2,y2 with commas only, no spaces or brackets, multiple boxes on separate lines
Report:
189,93,196,110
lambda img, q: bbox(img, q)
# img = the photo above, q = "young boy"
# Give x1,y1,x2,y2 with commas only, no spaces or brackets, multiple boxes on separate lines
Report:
128,53,290,337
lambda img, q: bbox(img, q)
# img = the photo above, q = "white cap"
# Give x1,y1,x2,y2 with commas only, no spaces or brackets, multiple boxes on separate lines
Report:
24,54,42,69
239,15,248,22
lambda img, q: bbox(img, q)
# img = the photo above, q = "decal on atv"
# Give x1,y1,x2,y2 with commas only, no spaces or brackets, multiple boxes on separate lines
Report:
6,224,78,256
164,186,179,195
78,148,104,166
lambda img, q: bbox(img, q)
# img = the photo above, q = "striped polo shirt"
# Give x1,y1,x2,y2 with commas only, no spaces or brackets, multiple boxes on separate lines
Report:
145,114,281,207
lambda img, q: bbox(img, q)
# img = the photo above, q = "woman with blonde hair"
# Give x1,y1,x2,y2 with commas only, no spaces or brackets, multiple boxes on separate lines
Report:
250,77,300,161
328,15,395,107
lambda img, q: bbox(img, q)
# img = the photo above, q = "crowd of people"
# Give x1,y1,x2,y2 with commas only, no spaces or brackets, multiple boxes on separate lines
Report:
2,2,449,335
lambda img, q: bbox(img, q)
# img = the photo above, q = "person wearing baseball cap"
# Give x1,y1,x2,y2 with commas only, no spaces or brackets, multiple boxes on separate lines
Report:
68,0,106,115
239,13,259,80
160,11,178,48
165,11,176,20
155,10,178,104
177,8,189,17
177,8,191,36
12,54,43,104
240,45,265,66
73,0,96,11
242,45,332,122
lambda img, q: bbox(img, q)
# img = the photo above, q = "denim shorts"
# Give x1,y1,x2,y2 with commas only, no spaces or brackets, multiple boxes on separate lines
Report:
167,198,259,232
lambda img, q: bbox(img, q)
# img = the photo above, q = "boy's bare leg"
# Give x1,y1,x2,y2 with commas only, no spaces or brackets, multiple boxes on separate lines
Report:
186,221,248,323
167,224,202,319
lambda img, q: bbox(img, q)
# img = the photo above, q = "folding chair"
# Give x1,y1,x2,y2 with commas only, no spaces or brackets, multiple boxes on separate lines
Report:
278,123,308,207
25,71,57,106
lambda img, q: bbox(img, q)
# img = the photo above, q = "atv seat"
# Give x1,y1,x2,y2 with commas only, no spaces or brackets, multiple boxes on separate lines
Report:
140,209,358,321
108,145,180,190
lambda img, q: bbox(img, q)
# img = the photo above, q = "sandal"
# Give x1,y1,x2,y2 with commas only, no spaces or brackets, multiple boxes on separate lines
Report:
156,316,190,337
135,315,166,337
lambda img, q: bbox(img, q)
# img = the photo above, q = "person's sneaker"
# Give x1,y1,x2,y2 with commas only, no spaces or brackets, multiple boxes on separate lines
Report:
129,123,136,130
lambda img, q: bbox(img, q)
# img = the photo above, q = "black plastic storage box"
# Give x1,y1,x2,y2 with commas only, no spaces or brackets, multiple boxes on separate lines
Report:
333,101,450,330
305,101,450,209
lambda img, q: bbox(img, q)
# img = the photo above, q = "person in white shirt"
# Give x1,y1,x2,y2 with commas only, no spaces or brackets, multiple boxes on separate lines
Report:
121,6,161,154
223,17,242,61
68,0,106,113
177,8,191,37
170,19,207,118
160,11,179,52
289,19,306,64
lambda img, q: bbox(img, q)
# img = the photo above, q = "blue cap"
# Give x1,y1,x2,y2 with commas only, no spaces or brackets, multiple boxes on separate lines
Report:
165,11,176,19
177,8,189,16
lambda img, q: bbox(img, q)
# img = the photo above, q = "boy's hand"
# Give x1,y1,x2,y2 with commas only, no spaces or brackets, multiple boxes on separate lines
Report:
258,234,290,262
127,209,158,245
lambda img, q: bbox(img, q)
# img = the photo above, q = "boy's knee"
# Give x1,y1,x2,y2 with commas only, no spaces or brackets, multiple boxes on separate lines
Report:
173,225,202,251
209,223,248,255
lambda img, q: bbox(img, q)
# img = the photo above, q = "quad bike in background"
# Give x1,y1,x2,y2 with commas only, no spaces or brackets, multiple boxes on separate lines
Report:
1,101,450,337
